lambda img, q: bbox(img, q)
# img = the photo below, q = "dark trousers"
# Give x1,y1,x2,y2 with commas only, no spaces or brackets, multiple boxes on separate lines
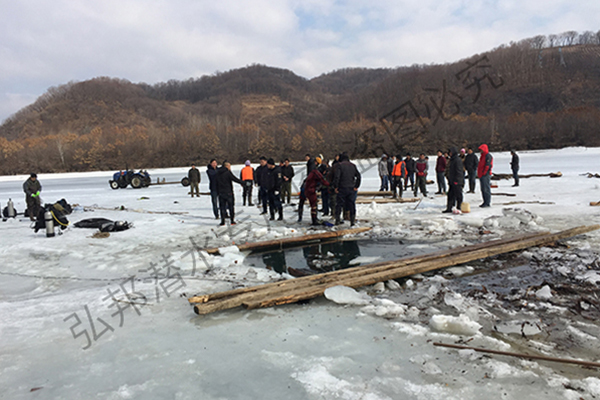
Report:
380,175,389,191
219,194,235,223
242,180,253,205
26,195,40,220
404,173,414,189
391,176,404,198
446,184,463,211
268,190,282,217
260,187,268,213
321,188,329,215
190,181,199,197
467,169,477,192
335,188,356,224
436,172,447,193
414,175,427,196
512,169,520,186
480,175,491,206
281,181,292,204
210,191,219,218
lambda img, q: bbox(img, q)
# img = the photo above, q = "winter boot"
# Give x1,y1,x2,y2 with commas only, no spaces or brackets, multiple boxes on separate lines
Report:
277,208,283,221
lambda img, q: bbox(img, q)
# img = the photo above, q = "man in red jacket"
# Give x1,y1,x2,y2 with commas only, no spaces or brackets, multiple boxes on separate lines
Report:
477,144,493,207
298,168,330,225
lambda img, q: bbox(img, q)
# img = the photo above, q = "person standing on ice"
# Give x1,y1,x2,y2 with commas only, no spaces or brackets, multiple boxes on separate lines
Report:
378,154,390,191
443,147,464,213
265,158,284,220
207,159,220,219
298,167,330,225
280,158,294,204
414,153,428,197
255,156,268,214
391,154,407,198
510,150,520,187
240,160,254,206
333,154,361,226
305,153,317,176
435,150,447,195
403,153,415,190
464,147,478,193
216,161,243,226
188,164,201,198
23,173,42,221
477,144,493,208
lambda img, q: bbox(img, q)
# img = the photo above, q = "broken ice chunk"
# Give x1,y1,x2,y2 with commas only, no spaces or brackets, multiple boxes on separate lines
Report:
324,286,371,305
429,314,482,336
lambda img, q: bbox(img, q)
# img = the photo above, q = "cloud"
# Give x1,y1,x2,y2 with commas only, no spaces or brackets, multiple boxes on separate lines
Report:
0,0,598,122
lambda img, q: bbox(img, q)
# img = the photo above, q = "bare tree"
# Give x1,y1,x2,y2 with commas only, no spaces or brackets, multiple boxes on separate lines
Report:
563,31,578,46
548,34,558,47
531,35,547,49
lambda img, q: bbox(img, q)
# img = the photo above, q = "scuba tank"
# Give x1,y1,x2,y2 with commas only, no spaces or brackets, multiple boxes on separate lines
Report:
45,209,55,237
7,198,16,218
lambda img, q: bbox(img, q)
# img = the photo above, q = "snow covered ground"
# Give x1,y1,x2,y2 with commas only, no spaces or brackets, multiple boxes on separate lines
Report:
1,147,600,399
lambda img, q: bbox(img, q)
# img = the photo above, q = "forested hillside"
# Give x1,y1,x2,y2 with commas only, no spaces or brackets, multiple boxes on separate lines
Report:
1,30,600,174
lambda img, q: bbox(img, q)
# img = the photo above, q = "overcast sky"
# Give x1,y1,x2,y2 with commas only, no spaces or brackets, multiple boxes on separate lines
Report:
0,0,598,123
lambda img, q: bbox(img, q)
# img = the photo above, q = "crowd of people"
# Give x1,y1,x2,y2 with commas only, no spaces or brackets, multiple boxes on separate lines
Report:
182,144,519,226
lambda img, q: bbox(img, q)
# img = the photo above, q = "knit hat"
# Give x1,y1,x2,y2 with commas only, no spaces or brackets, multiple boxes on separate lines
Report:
267,158,275,166
315,156,322,164
245,160,251,166
460,148,466,154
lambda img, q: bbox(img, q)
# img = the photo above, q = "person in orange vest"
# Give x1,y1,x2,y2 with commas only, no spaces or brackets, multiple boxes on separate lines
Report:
391,155,407,198
240,160,254,206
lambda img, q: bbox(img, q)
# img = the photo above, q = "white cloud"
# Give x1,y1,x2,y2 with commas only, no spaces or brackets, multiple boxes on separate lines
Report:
0,0,598,122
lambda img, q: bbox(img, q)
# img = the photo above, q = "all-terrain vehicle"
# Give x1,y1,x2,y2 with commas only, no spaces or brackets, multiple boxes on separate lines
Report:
109,170,151,189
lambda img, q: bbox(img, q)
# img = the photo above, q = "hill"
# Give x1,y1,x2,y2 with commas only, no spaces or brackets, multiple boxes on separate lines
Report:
1,32,600,174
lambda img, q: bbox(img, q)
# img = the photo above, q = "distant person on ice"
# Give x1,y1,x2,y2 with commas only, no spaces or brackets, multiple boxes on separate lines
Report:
333,154,361,226
391,154,406,198
435,150,447,195
464,147,478,193
414,153,428,197
443,147,464,213
305,153,317,175
510,150,520,187
477,144,493,208
23,173,42,221
240,160,254,206
207,159,219,219
280,158,295,204
266,158,284,220
298,166,329,225
188,164,200,197
378,154,390,191
216,161,243,225
404,153,415,190
255,156,268,214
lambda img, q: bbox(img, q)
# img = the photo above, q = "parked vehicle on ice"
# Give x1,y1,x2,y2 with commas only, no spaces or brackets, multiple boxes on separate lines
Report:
109,170,151,189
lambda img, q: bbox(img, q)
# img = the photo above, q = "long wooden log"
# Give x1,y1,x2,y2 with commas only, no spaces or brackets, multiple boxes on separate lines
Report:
491,172,562,181
241,225,599,310
355,197,420,204
190,225,599,314
292,191,393,197
189,230,551,306
203,227,371,255
433,342,600,369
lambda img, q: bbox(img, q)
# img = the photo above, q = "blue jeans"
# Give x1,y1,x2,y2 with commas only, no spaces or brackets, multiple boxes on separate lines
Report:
512,169,519,186
480,175,491,206
380,175,389,191
210,190,219,218
436,172,447,193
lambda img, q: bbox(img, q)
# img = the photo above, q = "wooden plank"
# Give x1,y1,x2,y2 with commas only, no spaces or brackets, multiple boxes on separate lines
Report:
240,225,599,310
292,191,393,197
491,172,562,181
203,227,372,255
355,197,420,204
190,226,599,314
433,342,600,368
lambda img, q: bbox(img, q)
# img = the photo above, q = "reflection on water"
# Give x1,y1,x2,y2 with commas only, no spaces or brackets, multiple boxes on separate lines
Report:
248,239,426,276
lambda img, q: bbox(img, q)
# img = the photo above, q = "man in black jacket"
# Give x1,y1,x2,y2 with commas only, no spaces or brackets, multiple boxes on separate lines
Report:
464,147,478,193
510,150,520,187
207,159,219,219
266,158,284,220
403,153,415,190
255,156,269,214
305,153,316,175
188,164,201,197
443,148,465,213
280,158,295,204
333,154,361,226
216,161,243,225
